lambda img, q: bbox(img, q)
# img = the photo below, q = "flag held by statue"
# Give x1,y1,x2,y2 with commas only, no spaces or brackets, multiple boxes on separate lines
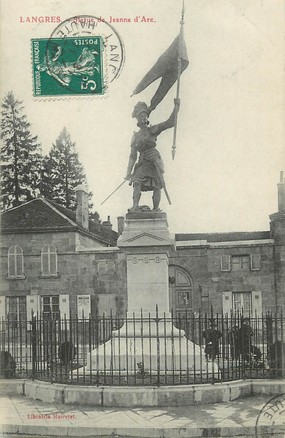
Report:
132,34,189,111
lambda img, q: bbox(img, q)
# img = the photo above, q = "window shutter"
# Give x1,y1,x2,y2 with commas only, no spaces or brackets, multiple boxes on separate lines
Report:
59,295,70,330
0,297,6,329
250,254,261,271
251,291,262,317
26,295,40,319
59,294,70,319
222,291,232,315
221,255,231,271
77,295,91,318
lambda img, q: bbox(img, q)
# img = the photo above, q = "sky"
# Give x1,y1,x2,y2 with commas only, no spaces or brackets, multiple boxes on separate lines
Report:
1,0,284,233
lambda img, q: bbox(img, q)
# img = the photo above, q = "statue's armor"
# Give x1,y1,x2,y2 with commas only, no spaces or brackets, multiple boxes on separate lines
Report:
126,104,176,208
128,126,165,191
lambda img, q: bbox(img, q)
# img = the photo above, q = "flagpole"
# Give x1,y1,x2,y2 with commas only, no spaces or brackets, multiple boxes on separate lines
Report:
172,0,185,160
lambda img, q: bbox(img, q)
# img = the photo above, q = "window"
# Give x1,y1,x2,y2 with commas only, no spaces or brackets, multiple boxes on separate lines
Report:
233,292,252,316
98,259,115,274
231,255,250,271
176,290,192,307
221,254,259,272
42,296,60,320
8,246,24,279
41,245,57,276
223,291,262,317
6,297,26,321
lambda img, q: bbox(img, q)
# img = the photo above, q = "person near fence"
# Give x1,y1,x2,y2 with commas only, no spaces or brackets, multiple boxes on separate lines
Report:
58,341,76,365
0,351,16,378
238,317,253,362
202,322,222,361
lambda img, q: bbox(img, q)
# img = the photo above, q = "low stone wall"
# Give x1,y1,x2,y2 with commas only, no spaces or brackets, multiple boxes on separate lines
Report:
1,379,284,407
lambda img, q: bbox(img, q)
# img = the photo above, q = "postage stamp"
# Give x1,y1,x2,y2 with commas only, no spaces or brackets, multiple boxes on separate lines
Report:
32,15,125,98
255,393,285,437
50,16,125,83
32,36,104,97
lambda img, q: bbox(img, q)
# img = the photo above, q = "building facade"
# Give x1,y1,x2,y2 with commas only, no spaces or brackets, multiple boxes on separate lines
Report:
1,176,284,321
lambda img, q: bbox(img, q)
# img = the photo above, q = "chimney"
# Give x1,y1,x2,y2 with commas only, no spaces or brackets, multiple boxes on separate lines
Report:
75,185,89,230
117,216,125,235
102,215,113,231
278,171,285,212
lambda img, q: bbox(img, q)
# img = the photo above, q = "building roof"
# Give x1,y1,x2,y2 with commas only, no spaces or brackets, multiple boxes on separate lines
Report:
47,199,77,223
175,231,271,243
1,198,118,246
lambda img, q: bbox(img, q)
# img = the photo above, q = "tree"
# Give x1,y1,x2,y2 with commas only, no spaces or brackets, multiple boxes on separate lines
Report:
41,127,93,211
1,91,42,210
89,211,101,223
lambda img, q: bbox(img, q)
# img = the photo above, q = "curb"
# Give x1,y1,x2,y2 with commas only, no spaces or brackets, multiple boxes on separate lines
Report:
1,378,285,408
1,422,285,437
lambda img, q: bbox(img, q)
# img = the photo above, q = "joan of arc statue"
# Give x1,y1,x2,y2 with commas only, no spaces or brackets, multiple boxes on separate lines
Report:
125,99,180,211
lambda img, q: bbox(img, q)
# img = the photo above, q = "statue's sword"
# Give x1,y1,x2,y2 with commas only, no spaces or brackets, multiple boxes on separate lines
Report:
100,179,128,205
100,166,171,206
151,160,172,205
162,184,172,205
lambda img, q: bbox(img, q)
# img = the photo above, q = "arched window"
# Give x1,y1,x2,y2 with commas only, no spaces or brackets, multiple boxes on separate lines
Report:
8,246,24,278
41,244,57,276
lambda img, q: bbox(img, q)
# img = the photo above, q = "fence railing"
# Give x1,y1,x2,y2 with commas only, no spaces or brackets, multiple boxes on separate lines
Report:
0,312,284,386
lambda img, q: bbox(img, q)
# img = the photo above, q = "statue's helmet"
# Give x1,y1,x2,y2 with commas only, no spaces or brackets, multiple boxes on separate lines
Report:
132,102,148,120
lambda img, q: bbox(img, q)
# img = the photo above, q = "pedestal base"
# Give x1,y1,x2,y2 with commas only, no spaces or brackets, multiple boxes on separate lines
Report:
83,319,219,376
78,211,219,378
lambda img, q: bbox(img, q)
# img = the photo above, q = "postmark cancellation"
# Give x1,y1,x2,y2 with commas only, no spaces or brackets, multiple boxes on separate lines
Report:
255,393,285,437
31,15,125,98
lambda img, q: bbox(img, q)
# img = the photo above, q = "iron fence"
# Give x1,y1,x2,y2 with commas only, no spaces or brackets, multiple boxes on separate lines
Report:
0,311,284,386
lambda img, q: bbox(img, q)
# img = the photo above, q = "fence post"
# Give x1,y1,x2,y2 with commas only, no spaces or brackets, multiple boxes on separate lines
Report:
281,312,285,379
31,315,37,380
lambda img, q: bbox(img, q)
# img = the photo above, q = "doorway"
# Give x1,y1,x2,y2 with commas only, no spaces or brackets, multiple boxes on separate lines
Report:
169,265,193,317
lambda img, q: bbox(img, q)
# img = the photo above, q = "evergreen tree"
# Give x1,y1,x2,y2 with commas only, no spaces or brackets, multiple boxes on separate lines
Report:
41,127,93,211
1,91,42,210
89,211,101,223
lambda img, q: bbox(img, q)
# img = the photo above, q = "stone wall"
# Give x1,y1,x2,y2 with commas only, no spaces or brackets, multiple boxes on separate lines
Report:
0,231,282,315
206,244,276,313
170,242,277,314
0,231,127,316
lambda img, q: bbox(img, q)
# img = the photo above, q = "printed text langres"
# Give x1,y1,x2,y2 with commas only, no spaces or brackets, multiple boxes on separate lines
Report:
19,16,61,23
19,15,155,24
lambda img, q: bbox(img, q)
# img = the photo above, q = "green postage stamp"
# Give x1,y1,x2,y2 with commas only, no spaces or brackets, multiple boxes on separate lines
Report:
32,36,105,97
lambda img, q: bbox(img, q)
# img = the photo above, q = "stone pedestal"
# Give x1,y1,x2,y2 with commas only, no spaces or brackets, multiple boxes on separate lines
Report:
82,211,219,377
118,211,174,317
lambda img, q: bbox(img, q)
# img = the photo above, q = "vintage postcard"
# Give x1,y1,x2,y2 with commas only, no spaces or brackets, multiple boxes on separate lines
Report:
0,0,284,437
0,0,283,228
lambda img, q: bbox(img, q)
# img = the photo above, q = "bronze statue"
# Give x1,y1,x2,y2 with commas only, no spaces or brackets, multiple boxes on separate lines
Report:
125,99,180,211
